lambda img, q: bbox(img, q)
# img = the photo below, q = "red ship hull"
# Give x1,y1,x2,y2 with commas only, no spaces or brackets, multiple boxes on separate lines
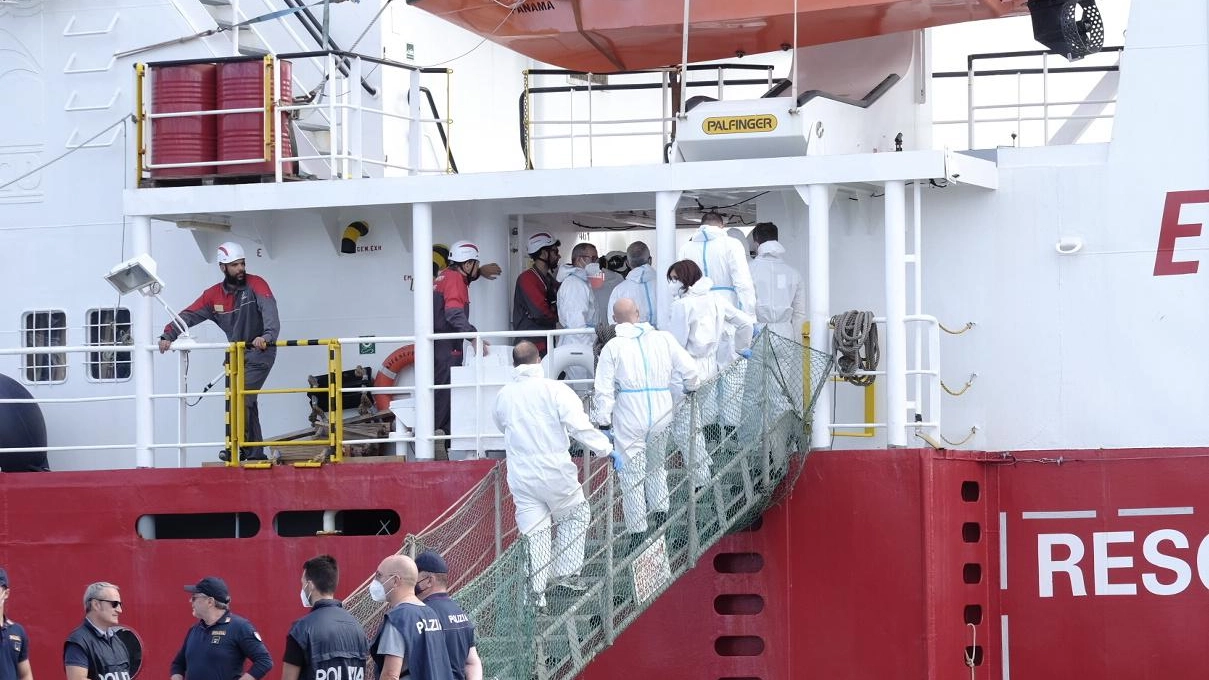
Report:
5,448,1204,679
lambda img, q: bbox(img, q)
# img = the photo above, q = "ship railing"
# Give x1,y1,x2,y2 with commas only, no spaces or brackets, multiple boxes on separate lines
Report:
932,46,1123,150
135,51,453,186
522,63,787,170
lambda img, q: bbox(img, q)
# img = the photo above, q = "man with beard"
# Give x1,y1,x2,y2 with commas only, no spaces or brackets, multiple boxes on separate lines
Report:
159,241,281,461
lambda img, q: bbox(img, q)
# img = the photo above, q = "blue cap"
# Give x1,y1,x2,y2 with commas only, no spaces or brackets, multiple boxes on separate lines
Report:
415,551,448,575
184,576,230,603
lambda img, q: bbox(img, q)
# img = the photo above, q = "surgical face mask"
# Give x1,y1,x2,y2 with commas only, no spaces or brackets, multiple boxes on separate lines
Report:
668,280,684,298
299,585,311,608
369,579,389,602
414,576,430,597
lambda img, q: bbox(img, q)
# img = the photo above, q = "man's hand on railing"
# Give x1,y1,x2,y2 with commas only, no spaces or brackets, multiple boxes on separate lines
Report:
251,336,269,351
472,338,491,356
608,450,625,472
157,337,172,354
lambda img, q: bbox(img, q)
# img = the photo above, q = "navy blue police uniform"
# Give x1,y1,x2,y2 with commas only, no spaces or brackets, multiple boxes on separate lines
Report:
0,618,28,680
370,602,453,680
419,594,474,680
64,621,132,680
170,612,272,680
282,599,368,680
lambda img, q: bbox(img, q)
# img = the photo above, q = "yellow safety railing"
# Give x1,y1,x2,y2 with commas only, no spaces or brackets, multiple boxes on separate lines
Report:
225,338,345,468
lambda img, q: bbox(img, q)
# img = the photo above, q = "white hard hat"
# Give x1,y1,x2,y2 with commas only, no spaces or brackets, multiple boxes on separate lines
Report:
527,232,560,255
216,241,245,264
448,240,480,263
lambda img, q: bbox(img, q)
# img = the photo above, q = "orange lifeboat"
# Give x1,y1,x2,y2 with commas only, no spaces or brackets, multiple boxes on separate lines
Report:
408,0,1029,73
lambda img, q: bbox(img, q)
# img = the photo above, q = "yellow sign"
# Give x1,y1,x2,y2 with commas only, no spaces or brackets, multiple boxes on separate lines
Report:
701,114,778,135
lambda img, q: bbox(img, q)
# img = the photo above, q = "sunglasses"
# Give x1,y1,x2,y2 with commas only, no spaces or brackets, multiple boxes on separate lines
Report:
96,599,122,609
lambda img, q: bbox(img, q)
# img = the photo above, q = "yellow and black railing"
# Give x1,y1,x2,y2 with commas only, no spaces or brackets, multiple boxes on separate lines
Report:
225,338,345,468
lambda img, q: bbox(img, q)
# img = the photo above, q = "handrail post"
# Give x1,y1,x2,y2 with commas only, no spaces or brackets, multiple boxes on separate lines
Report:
224,347,236,467
349,55,363,179
604,469,616,645
686,393,699,562
494,469,503,557
234,341,246,464
132,215,155,468
273,56,283,182
408,67,422,175
263,55,274,167
135,64,146,186
178,350,188,468
967,56,976,149
332,340,345,461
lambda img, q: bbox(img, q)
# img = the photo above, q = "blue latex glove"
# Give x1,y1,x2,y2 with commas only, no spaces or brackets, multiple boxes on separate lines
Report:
738,348,753,360
599,426,614,443
608,451,625,471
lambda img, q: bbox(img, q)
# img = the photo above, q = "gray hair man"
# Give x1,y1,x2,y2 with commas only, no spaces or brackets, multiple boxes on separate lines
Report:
64,582,132,680
607,241,657,325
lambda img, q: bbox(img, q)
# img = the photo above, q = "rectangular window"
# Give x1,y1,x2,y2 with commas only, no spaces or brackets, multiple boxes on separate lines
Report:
86,308,132,381
22,310,67,384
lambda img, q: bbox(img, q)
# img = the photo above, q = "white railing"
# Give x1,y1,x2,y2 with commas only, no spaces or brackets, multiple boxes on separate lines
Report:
523,63,785,169
932,46,1123,149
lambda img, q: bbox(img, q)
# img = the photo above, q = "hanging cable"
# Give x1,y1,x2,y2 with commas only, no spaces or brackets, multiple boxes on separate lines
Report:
830,310,878,386
0,115,131,191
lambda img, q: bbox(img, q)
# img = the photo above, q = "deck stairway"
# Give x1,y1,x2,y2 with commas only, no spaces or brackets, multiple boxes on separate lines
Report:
346,332,832,679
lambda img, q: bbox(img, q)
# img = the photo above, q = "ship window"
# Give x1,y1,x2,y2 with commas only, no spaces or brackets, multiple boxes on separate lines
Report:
713,552,764,574
86,308,132,381
22,310,67,384
964,605,983,625
714,594,765,616
136,512,260,539
714,636,764,657
273,509,401,537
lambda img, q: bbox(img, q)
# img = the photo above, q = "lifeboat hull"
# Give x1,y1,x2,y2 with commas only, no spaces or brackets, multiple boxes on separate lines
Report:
407,0,1029,72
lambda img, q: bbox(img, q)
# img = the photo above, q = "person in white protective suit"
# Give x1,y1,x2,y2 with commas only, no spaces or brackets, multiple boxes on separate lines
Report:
667,260,756,487
608,241,657,325
666,260,755,380
678,213,756,363
593,298,700,551
492,341,614,608
748,221,807,340
555,242,604,387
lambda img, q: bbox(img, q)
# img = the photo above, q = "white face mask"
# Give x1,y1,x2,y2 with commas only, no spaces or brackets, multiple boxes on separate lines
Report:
369,579,389,602
299,585,311,608
668,280,684,298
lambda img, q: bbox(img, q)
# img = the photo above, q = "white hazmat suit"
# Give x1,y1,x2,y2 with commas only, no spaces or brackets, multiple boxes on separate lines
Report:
493,362,612,604
608,265,657,325
750,240,807,340
668,277,756,486
679,222,756,362
555,263,598,385
593,322,700,535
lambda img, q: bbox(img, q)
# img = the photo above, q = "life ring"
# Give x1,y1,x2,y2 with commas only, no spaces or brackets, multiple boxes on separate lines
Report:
373,344,416,413
543,344,595,380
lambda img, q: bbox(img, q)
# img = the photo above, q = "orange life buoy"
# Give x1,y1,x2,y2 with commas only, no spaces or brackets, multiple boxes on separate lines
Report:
373,344,416,413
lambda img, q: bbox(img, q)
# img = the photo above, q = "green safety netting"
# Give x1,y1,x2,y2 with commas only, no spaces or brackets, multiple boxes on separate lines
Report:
345,331,833,680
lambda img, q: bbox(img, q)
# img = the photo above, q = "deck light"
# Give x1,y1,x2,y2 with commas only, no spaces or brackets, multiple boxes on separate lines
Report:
104,254,192,342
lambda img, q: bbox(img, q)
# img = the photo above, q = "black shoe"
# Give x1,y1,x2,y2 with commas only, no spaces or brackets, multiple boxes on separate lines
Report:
218,449,231,462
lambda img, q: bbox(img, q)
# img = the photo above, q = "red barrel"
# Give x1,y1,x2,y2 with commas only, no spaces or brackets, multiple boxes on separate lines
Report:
150,64,216,178
216,60,295,176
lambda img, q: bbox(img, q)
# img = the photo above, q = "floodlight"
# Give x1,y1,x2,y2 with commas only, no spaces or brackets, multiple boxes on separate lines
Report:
105,254,164,296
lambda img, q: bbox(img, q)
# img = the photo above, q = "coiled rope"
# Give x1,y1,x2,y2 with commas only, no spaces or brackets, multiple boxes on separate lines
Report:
831,310,879,386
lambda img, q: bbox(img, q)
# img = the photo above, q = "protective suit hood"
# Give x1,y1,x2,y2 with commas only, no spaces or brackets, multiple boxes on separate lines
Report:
688,223,726,243
686,276,714,297
755,240,787,259
513,363,545,379
614,322,653,339
556,262,587,283
624,264,654,283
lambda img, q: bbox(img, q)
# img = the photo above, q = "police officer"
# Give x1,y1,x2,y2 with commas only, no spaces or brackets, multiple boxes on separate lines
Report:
170,577,273,680
414,552,482,680
64,582,132,680
281,555,368,680
368,555,452,680
0,569,31,680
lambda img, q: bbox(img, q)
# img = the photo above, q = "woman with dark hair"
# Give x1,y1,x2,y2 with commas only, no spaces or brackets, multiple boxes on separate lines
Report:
666,259,755,380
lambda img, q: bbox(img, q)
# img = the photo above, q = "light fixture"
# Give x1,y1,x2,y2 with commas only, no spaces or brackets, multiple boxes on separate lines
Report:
104,254,164,295
104,254,192,343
